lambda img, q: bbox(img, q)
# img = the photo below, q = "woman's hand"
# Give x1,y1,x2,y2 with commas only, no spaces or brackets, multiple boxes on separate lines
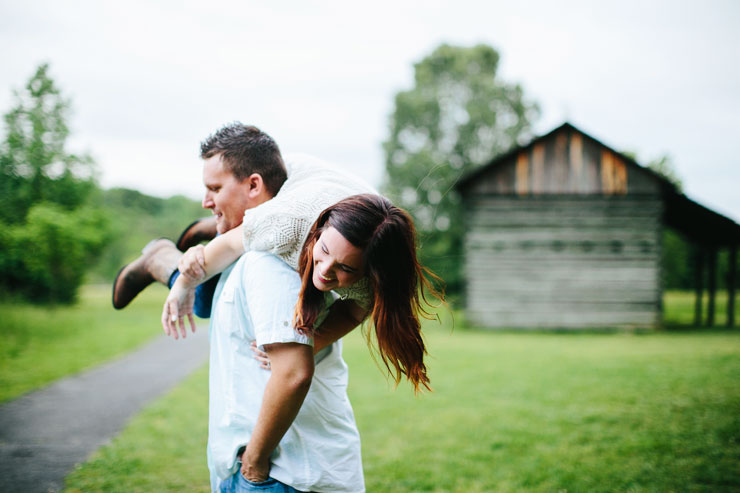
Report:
161,277,197,339
250,341,272,370
177,245,207,283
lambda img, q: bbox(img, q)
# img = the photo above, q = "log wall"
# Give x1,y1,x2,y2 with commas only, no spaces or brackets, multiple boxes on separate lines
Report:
463,196,663,328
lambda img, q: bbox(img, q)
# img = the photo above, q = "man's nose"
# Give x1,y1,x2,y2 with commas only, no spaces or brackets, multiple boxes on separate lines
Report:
202,194,213,209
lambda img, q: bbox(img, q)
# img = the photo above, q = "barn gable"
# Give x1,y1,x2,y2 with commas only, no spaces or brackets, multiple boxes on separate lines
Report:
458,122,668,197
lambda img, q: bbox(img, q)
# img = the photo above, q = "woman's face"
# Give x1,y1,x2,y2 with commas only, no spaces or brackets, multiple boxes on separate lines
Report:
312,226,364,292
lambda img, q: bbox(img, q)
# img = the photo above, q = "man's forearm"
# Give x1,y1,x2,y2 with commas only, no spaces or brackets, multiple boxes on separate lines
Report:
242,343,314,481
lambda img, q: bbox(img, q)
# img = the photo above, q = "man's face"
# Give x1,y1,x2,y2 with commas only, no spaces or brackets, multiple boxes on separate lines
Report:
202,154,252,234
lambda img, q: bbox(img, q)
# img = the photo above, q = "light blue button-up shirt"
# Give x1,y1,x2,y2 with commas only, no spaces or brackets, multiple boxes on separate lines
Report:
207,251,364,492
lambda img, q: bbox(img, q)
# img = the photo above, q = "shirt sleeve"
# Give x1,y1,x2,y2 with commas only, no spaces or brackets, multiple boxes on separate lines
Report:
241,252,313,349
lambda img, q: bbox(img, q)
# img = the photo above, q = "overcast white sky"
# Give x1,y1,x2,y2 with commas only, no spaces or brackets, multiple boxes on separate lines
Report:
2,0,739,221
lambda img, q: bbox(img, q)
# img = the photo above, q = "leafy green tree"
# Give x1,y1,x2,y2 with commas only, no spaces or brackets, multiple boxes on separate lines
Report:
383,44,539,296
0,63,110,303
647,154,683,192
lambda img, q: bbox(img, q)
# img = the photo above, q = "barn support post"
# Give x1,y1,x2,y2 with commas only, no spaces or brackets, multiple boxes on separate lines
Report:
728,243,737,328
694,247,704,327
707,247,718,327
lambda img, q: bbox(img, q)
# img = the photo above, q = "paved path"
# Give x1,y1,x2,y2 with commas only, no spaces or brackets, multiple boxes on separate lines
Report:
0,326,209,493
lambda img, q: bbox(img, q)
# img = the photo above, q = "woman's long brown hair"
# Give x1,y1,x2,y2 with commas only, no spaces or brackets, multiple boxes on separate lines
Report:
294,194,444,392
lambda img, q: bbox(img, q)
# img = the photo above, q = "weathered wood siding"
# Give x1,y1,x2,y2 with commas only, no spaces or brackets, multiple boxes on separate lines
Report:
463,196,663,328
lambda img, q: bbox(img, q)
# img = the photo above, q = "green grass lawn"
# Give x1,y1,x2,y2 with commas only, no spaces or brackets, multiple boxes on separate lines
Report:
663,289,738,327
0,284,168,403
3,286,737,491
64,364,211,493
63,301,740,492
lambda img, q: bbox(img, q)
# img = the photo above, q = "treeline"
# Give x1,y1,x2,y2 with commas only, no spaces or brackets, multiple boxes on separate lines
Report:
2,61,733,306
0,64,203,303
90,188,204,283
0,65,111,303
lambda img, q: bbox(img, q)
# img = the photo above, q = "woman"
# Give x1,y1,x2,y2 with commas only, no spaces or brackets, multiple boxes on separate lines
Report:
164,194,443,392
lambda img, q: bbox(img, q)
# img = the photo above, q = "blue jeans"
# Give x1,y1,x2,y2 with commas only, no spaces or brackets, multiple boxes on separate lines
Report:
218,471,301,492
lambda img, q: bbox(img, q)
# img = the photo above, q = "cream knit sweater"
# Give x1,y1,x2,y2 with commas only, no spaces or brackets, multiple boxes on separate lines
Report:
241,153,377,308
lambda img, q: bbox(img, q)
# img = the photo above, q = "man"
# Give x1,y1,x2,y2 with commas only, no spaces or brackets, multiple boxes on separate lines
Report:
115,123,365,491
112,122,285,316
206,248,364,492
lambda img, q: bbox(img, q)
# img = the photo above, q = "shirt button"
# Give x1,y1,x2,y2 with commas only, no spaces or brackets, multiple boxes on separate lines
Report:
283,321,289,326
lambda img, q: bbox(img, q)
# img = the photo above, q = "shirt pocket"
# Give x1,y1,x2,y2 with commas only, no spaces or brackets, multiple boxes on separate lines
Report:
220,285,235,304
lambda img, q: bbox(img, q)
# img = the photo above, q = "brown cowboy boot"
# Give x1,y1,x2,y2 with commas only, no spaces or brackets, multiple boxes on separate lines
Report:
175,216,218,252
112,239,182,309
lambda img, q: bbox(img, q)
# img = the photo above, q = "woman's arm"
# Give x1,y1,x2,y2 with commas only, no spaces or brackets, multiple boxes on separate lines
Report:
314,300,368,352
177,224,245,287
161,224,245,338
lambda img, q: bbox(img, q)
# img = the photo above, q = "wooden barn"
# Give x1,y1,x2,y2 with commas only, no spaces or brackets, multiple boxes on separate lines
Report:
456,122,739,329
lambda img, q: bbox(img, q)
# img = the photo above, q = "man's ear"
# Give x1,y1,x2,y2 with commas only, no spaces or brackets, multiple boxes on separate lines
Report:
246,173,265,198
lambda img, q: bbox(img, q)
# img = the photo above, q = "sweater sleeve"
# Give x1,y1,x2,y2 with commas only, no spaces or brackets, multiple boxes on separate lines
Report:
241,153,377,271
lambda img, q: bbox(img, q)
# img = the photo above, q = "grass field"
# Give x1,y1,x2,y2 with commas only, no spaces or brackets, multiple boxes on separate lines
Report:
663,290,737,327
60,292,740,492
0,284,167,403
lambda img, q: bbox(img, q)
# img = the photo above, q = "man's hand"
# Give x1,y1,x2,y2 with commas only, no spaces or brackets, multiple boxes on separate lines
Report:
240,447,270,483
243,342,314,481
178,245,207,283
161,276,197,339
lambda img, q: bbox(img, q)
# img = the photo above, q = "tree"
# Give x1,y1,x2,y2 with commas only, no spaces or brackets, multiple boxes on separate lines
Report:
383,44,539,296
0,63,110,303
646,154,683,192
